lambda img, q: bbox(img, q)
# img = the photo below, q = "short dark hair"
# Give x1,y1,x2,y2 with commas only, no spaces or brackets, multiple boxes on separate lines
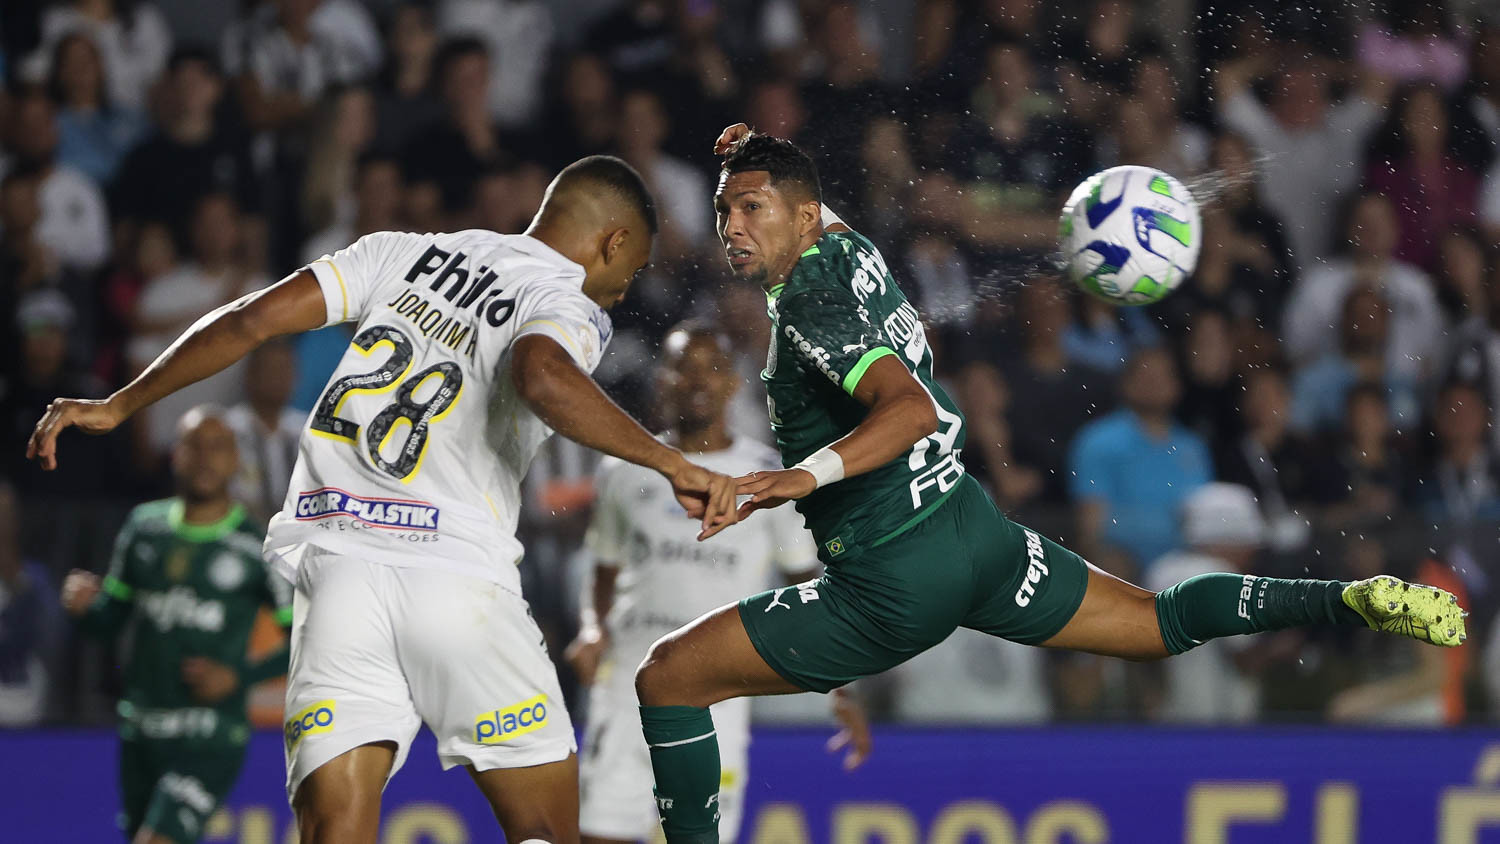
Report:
435,36,488,83
721,133,821,204
557,154,659,235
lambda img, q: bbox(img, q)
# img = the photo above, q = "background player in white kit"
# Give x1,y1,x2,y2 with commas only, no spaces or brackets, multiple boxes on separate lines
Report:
27,156,741,844
565,323,869,844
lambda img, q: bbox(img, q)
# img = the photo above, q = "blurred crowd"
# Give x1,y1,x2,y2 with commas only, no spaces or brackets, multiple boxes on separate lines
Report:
2,0,1500,730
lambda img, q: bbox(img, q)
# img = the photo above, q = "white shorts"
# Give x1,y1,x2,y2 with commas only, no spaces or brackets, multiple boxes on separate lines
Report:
283,551,576,801
578,670,749,843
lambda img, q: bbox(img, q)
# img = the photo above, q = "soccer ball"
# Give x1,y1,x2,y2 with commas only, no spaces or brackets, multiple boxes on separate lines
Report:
1059,165,1201,306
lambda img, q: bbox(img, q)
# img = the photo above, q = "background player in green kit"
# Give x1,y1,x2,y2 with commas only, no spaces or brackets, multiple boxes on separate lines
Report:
631,124,1472,844
61,407,291,844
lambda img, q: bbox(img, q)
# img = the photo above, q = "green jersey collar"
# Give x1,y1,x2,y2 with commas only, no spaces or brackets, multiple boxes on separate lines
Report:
168,499,247,543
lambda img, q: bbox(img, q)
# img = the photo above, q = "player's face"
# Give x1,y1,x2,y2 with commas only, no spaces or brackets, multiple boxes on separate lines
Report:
660,334,736,432
715,170,806,288
172,416,240,502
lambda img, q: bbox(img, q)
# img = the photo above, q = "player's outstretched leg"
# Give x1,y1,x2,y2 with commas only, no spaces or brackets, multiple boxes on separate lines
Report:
293,742,396,844
1040,563,1468,659
469,755,581,844
635,604,803,844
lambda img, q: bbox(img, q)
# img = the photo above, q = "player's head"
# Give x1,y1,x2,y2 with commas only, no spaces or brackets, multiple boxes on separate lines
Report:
172,406,239,503
658,321,737,435
528,155,657,309
716,132,822,288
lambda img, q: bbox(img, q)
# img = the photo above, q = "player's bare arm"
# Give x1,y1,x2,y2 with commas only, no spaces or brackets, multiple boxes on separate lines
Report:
735,355,938,518
28,270,326,470
511,334,739,540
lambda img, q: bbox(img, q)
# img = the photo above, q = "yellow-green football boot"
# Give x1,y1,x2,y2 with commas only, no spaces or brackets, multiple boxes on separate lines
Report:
1342,575,1468,647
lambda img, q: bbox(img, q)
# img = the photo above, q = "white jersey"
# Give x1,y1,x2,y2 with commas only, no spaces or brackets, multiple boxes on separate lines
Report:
265,230,611,595
586,439,818,672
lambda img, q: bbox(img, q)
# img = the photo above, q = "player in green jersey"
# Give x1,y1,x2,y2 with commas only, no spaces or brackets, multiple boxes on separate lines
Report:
631,124,1471,843
62,407,291,844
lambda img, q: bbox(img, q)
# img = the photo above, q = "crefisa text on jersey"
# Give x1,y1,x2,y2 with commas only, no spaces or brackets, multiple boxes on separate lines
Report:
383,245,521,359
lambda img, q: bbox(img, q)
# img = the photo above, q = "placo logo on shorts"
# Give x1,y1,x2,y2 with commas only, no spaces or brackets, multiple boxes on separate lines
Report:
474,694,549,744
285,700,336,751
295,487,440,531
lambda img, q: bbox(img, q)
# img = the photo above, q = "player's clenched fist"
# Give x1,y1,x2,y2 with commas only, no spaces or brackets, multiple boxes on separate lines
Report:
61,569,102,615
28,397,126,471
662,456,740,541
713,123,753,156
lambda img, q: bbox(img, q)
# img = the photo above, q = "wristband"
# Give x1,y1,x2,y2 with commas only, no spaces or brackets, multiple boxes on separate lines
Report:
793,446,845,488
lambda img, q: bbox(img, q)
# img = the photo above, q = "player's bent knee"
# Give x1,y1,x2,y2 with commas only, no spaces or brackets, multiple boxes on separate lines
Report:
634,636,677,706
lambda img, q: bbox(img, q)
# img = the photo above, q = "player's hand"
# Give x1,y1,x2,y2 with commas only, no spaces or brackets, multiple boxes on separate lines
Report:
565,625,609,686
60,570,101,616
27,397,126,470
826,687,872,771
664,457,740,541
713,123,752,156
181,657,239,703
734,468,817,520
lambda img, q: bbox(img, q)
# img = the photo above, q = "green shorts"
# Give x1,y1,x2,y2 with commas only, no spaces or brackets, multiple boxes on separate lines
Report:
119,738,245,843
739,475,1089,693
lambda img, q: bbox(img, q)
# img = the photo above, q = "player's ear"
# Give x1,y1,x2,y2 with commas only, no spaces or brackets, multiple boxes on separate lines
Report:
602,227,630,264
798,198,821,238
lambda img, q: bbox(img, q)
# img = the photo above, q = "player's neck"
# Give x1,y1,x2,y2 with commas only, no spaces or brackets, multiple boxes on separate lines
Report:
179,496,234,526
764,226,826,291
673,423,733,455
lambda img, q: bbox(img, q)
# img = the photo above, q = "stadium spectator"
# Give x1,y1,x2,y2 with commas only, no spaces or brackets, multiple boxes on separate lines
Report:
95,220,175,388
1216,368,1317,551
744,78,807,144
951,361,1041,514
298,85,375,236
1069,345,1213,573
436,0,553,128
713,281,776,448
1062,291,1162,374
3,88,111,273
1123,51,1211,176
372,1,443,154
18,0,171,111
1412,380,1500,523
1365,84,1482,272
221,0,381,134
548,52,620,167
226,341,304,526
615,88,711,263
110,48,257,239
403,37,526,213
584,0,674,81
1175,308,1242,460
1306,382,1409,530
798,1,890,208
1,291,116,497
1290,284,1421,434
855,116,920,248
1145,483,1269,723
1356,0,1469,91
950,36,1093,255
1435,229,1500,449
904,228,975,330
300,153,402,265
47,32,148,186
1214,51,1388,270
1159,131,1294,339
127,193,266,458
1283,190,1445,398
0,171,62,305
0,483,61,727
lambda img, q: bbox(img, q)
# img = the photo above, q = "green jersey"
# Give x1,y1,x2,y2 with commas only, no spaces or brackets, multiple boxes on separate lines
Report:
764,230,967,560
80,499,292,746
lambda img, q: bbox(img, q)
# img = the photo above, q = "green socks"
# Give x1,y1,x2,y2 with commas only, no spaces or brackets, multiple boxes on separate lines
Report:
1155,573,1366,655
640,704,722,843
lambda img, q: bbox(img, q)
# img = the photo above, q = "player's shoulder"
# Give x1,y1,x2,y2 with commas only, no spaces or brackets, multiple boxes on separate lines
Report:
785,229,890,304
125,499,176,536
226,511,268,558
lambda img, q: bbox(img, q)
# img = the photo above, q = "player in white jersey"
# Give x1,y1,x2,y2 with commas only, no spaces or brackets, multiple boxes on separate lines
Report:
28,156,741,844
565,323,869,844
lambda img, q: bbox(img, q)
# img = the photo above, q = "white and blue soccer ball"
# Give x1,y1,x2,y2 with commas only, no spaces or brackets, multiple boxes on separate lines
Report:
1059,165,1202,306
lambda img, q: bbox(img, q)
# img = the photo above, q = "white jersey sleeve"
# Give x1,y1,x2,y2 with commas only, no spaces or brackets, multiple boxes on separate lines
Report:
306,231,429,327
515,287,612,372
